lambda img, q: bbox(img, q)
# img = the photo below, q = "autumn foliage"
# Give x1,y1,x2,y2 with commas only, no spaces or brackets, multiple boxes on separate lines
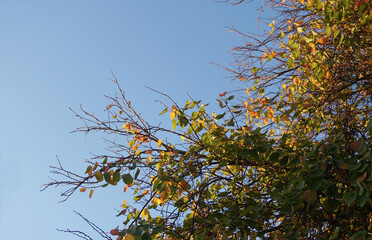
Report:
43,0,372,239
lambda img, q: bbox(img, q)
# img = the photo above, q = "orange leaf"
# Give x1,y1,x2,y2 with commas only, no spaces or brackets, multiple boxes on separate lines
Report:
87,168,93,176
317,37,328,45
132,144,139,151
356,172,367,183
325,71,332,79
89,189,94,199
80,188,86,192
128,181,135,187
123,185,129,192
219,92,227,97
92,162,98,171
293,76,300,86
339,162,348,170
350,140,363,152
143,190,149,195
159,191,168,201
180,180,188,189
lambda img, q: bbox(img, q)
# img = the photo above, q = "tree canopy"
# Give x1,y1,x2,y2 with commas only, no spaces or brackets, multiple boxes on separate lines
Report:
43,0,372,239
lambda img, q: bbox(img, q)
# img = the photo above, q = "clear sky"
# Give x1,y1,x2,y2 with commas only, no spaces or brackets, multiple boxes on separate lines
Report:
0,1,265,239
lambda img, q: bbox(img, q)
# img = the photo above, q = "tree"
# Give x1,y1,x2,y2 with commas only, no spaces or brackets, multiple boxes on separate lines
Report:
43,0,372,239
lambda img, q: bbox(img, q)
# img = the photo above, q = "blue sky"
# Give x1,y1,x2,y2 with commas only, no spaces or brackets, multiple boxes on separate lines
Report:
0,1,264,239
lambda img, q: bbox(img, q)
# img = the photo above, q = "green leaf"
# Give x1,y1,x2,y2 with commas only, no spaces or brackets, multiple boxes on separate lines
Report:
113,171,121,182
226,95,235,101
123,174,134,185
357,189,369,207
366,120,372,131
216,113,226,120
133,194,143,201
104,172,111,183
85,165,92,174
142,232,151,240
287,58,295,69
95,172,103,182
205,189,212,199
326,143,339,154
252,67,258,73
343,191,357,205
135,169,140,179
259,88,264,96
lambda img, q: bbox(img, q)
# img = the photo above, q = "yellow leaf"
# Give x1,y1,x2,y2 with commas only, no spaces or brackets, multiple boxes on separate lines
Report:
181,136,185,142
157,139,162,148
269,21,275,27
170,111,176,120
89,189,94,199
146,156,152,164
270,129,275,137
124,234,135,240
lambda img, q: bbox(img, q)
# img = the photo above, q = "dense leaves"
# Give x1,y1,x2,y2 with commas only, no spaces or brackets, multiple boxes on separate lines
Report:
43,0,372,239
